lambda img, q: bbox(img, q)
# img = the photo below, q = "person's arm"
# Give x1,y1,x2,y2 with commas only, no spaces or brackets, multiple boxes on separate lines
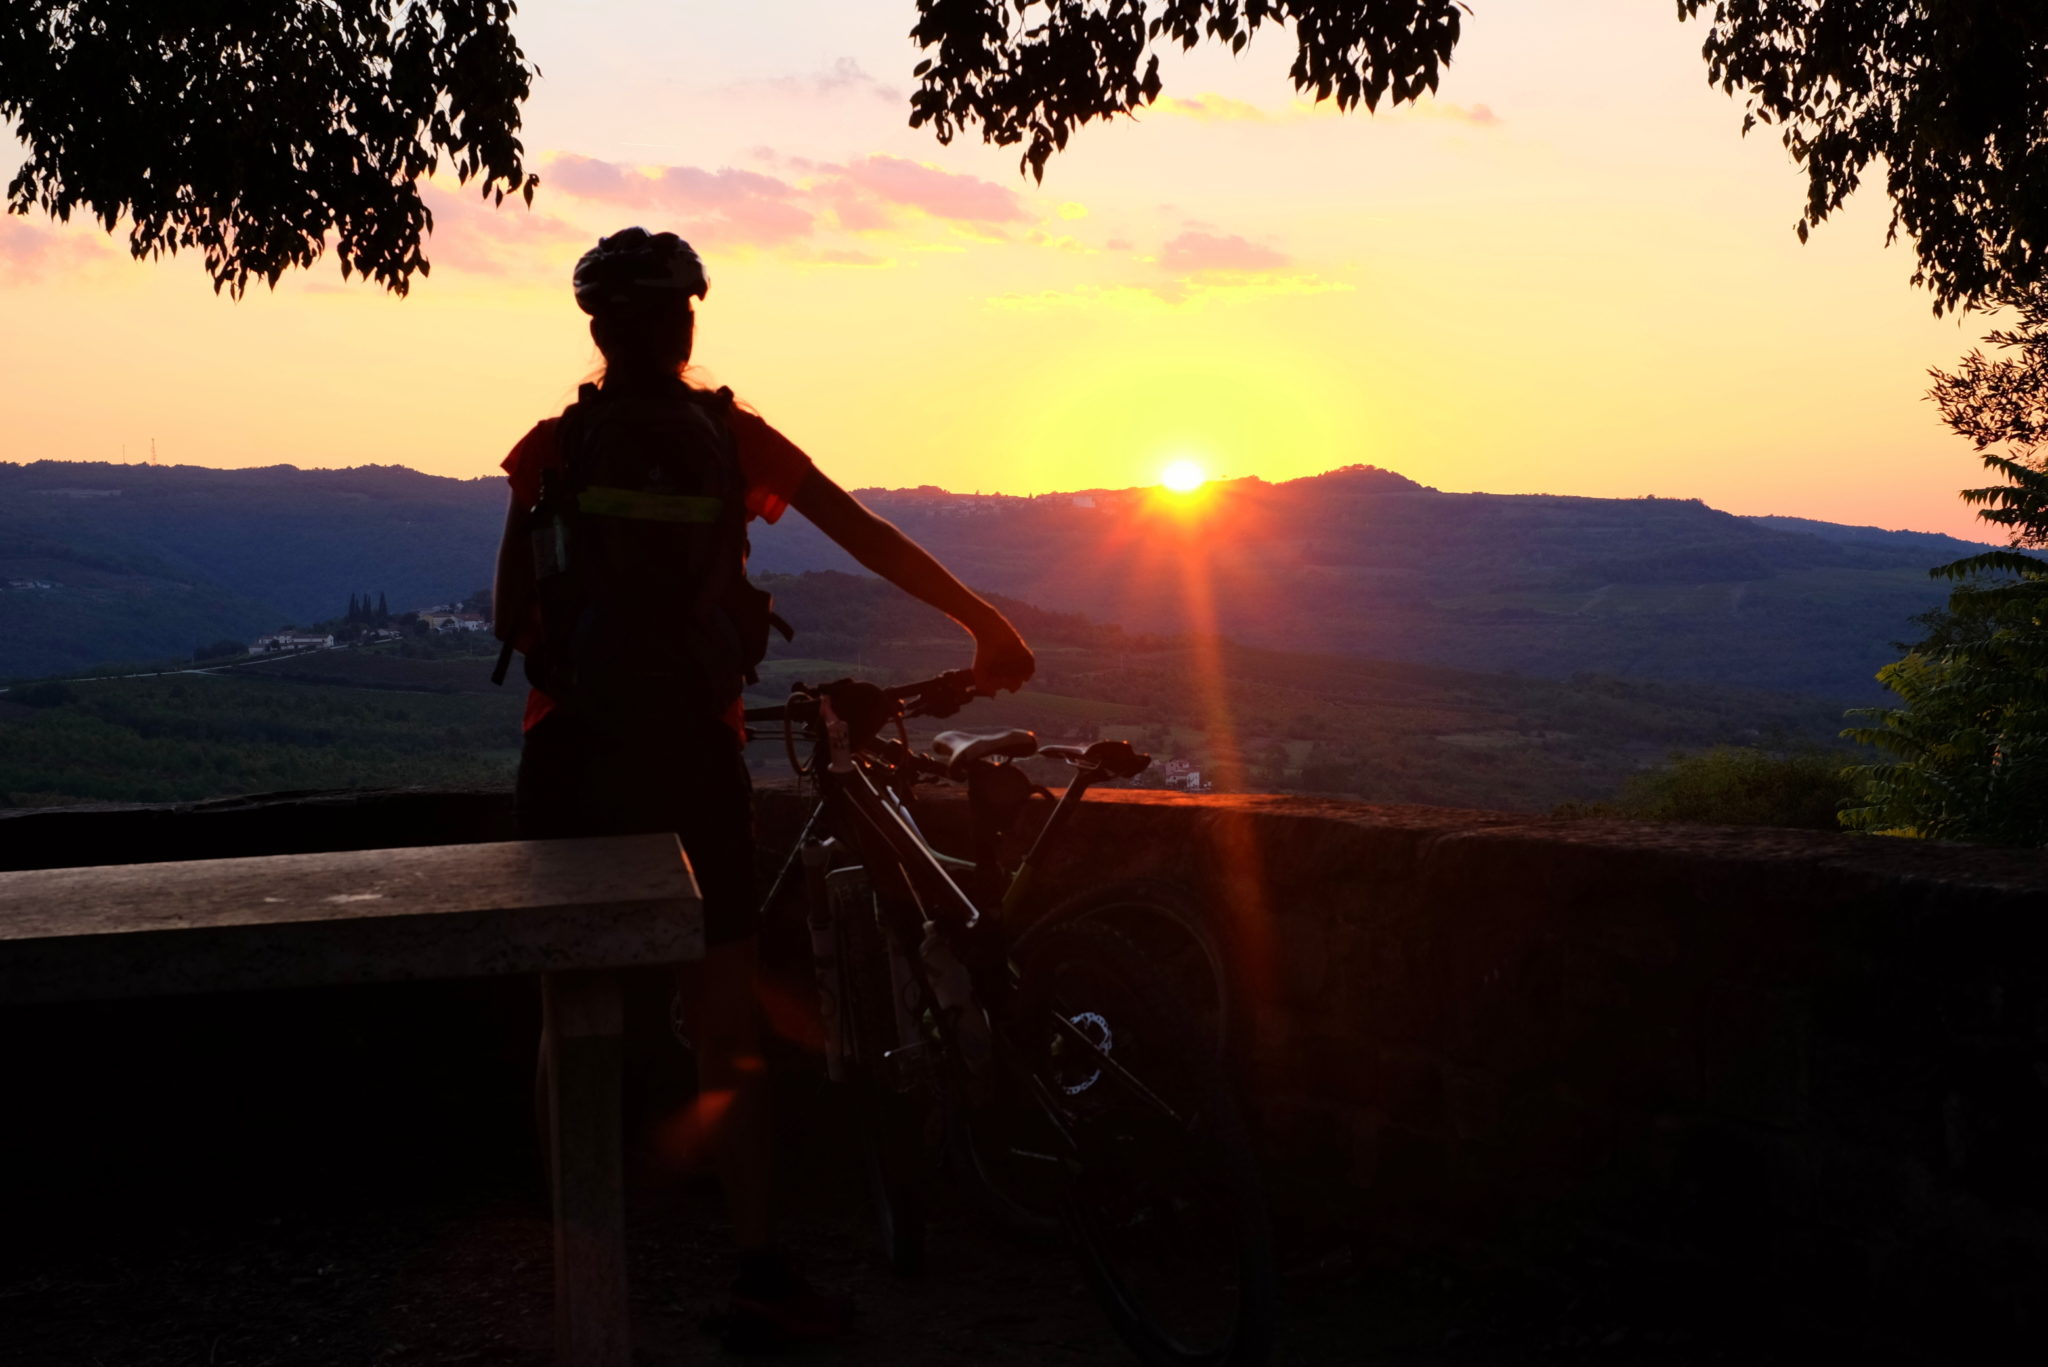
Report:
789,468,1034,694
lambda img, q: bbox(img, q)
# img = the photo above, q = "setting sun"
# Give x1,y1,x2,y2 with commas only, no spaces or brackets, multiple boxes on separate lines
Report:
1161,460,1208,493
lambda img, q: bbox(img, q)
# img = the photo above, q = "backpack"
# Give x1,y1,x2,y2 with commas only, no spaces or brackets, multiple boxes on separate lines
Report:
498,379,791,716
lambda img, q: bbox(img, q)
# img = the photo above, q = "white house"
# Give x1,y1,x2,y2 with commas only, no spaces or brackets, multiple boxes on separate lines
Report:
252,632,334,653
419,612,486,632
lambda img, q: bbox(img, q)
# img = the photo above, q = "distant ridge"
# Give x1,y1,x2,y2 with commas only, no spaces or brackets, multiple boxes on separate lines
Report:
1744,513,1993,561
1278,463,1431,493
0,458,1990,695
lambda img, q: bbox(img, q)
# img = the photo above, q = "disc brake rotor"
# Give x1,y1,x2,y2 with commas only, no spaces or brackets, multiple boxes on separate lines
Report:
1057,1010,1113,1095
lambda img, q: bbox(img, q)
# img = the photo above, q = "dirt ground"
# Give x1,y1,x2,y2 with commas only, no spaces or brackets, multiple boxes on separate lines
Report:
0,983,1914,1366
0,1157,1847,1367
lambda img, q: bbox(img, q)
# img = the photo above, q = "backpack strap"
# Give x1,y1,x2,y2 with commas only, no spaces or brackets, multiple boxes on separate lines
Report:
555,383,602,490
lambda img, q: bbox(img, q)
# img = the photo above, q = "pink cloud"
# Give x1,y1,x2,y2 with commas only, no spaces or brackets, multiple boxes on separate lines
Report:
545,154,637,201
419,185,586,277
650,167,813,245
1154,93,1272,123
1415,100,1502,127
539,156,814,248
1150,91,1502,128
822,190,893,233
541,151,1031,249
834,156,1028,226
1160,231,1291,275
0,215,113,281
653,166,799,207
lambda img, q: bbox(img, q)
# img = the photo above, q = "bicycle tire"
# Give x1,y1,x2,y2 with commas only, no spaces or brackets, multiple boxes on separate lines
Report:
834,877,930,1276
1015,919,1278,1367
1020,879,1230,1052
946,881,1231,1246
938,1008,1067,1247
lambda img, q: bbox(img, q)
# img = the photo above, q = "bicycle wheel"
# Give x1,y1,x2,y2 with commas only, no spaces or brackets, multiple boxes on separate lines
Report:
1016,919,1278,1367
833,876,930,1275
1023,879,1229,1051
948,881,1230,1244
939,1003,1067,1247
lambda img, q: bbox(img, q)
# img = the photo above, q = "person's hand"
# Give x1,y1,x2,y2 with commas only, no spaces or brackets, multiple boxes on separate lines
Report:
971,617,1035,696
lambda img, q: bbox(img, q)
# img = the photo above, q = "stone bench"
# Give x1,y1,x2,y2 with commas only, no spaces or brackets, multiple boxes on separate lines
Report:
0,835,703,1367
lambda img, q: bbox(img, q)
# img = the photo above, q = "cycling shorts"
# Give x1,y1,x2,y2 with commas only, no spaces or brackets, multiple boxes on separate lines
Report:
515,707,759,947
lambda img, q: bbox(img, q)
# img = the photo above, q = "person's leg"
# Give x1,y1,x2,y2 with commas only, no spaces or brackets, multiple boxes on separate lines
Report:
676,937,774,1251
666,733,851,1339
526,711,781,1246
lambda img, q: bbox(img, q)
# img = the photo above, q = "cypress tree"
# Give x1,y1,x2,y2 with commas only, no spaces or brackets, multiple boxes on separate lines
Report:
377,590,389,624
348,592,360,623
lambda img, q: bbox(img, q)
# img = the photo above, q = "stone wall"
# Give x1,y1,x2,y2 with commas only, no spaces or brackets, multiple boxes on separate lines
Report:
7,787,2047,1345
751,787,2048,1344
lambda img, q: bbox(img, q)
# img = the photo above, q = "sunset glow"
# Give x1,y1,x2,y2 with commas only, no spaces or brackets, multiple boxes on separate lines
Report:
0,1,2004,537
1161,460,1208,493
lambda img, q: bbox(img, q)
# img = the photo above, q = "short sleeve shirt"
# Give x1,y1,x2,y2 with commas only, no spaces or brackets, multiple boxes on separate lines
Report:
502,402,812,521
501,395,814,734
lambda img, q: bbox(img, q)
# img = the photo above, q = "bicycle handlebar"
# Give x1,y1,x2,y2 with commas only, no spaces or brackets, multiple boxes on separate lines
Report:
748,671,1155,785
745,668,981,729
887,668,981,718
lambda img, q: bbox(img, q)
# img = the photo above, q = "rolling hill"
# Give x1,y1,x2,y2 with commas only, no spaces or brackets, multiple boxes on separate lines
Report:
0,571,1854,814
0,458,1989,698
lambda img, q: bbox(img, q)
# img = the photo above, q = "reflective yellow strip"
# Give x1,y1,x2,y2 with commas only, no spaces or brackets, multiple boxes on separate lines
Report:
576,486,722,523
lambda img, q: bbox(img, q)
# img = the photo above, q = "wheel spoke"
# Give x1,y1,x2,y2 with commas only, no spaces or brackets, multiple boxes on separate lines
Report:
1014,918,1276,1366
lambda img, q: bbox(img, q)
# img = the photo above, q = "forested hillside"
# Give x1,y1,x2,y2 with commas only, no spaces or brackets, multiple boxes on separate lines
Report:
0,572,1851,814
1,459,1984,697
754,470,1992,700
0,462,501,677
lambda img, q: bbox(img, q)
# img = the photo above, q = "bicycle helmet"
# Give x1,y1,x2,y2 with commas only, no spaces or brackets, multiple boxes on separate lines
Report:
572,227,709,315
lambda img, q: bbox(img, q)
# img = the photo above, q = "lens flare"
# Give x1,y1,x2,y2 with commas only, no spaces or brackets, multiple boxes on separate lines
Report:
1161,460,1207,493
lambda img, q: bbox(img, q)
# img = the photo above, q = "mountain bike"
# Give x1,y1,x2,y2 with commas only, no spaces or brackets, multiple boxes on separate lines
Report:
748,670,1277,1367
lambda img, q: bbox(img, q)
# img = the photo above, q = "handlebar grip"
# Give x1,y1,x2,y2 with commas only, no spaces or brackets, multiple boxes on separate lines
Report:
888,668,977,702
895,668,980,720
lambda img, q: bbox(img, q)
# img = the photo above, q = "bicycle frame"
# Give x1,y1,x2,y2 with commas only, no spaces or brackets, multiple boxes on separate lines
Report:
752,676,1152,1074
762,705,1121,977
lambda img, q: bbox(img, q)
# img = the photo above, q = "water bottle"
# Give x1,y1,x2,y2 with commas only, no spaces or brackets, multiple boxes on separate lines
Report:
529,468,572,580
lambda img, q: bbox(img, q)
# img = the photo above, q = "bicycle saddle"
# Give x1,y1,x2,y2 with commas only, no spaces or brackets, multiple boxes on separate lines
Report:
931,728,1038,776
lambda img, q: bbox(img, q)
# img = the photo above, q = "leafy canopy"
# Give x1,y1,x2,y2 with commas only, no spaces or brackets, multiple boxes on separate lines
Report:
1677,1,2048,314
1843,288,2048,844
0,1,537,296
908,0,1465,179
5,2,2044,308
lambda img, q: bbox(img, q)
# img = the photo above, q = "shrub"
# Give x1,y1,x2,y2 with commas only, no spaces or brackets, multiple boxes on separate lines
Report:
1581,746,1855,830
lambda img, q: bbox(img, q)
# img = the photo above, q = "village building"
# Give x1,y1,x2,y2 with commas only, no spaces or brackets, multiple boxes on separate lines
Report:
251,632,335,653
418,612,488,632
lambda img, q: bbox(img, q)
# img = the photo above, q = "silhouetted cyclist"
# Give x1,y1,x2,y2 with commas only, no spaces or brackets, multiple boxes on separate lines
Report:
493,227,1034,1341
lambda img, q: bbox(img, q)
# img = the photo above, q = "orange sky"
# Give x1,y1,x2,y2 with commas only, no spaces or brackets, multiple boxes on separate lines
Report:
0,1,2007,540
